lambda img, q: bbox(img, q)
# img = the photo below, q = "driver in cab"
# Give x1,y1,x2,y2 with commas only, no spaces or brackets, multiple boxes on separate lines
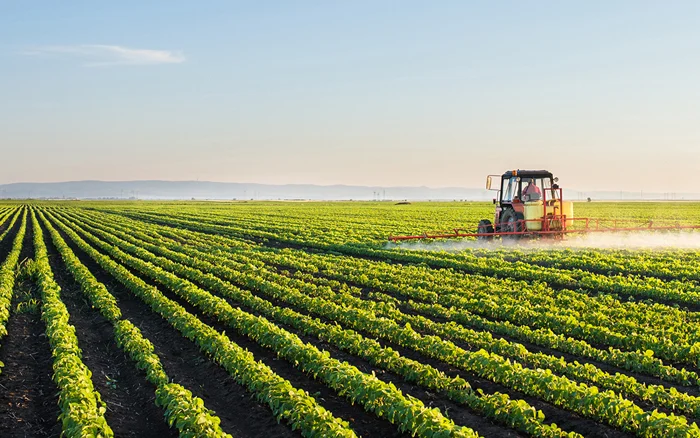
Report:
523,179,541,202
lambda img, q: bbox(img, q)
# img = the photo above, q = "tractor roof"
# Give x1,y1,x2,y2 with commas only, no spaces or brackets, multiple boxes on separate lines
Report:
502,170,553,179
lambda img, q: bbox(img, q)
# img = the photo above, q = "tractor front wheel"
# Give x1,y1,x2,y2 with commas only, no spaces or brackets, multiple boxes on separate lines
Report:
477,220,494,241
500,209,524,241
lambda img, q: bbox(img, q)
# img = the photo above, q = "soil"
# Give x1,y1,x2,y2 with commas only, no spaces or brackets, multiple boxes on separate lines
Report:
0,212,22,264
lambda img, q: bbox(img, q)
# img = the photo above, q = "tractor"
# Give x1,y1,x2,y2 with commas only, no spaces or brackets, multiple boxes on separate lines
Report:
478,169,571,241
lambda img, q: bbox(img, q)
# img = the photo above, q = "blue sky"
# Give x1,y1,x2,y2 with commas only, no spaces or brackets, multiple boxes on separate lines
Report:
1,1,699,191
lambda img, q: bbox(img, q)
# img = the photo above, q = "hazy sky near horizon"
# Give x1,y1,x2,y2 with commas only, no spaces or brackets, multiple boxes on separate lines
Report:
2,1,699,192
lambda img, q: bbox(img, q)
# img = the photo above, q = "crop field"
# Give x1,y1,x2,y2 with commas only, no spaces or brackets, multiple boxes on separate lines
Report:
1,201,700,437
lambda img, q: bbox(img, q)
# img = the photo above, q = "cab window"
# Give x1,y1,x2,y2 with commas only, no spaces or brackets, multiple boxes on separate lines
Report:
501,177,519,202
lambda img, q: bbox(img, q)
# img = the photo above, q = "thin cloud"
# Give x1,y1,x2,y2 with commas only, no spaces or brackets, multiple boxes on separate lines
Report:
23,44,185,66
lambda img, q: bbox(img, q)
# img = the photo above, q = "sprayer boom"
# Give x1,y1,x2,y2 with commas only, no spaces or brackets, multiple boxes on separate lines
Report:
388,219,700,242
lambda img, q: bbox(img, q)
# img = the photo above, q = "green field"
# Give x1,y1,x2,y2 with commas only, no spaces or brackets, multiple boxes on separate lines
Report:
0,201,699,437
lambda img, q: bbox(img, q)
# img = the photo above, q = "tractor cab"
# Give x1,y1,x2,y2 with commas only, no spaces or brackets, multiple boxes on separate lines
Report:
494,169,557,204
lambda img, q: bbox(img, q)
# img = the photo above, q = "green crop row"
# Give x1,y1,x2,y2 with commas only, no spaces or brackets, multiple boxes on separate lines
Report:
468,247,700,286
30,210,114,437
0,208,25,345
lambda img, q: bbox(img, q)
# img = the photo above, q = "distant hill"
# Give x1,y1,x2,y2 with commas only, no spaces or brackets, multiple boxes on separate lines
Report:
0,181,697,201
0,180,489,201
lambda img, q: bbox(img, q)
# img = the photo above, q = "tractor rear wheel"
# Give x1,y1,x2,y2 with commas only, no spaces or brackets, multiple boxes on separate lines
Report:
500,209,524,241
477,220,494,241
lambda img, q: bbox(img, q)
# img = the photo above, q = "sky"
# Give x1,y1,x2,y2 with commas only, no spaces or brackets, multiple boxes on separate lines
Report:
1,1,699,192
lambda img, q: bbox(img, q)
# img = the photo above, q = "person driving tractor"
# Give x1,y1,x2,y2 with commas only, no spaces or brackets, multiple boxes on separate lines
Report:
523,179,541,201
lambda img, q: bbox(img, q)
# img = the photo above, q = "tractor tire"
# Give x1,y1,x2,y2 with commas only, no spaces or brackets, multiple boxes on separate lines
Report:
500,209,524,241
477,220,494,241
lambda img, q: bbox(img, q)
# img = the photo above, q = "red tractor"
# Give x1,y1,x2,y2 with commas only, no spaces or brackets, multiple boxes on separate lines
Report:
477,169,570,241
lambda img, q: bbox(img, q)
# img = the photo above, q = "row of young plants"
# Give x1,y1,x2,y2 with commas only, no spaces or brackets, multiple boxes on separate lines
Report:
0,207,22,249
30,210,114,437
46,210,482,438
0,206,14,220
107,208,700,352
166,204,484,246
35,209,232,437
59,209,579,437
52,209,700,437
0,207,17,233
73,208,700,387
42,211,361,438
0,208,25,348
62,208,700,420
101,204,421,245
467,247,700,286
